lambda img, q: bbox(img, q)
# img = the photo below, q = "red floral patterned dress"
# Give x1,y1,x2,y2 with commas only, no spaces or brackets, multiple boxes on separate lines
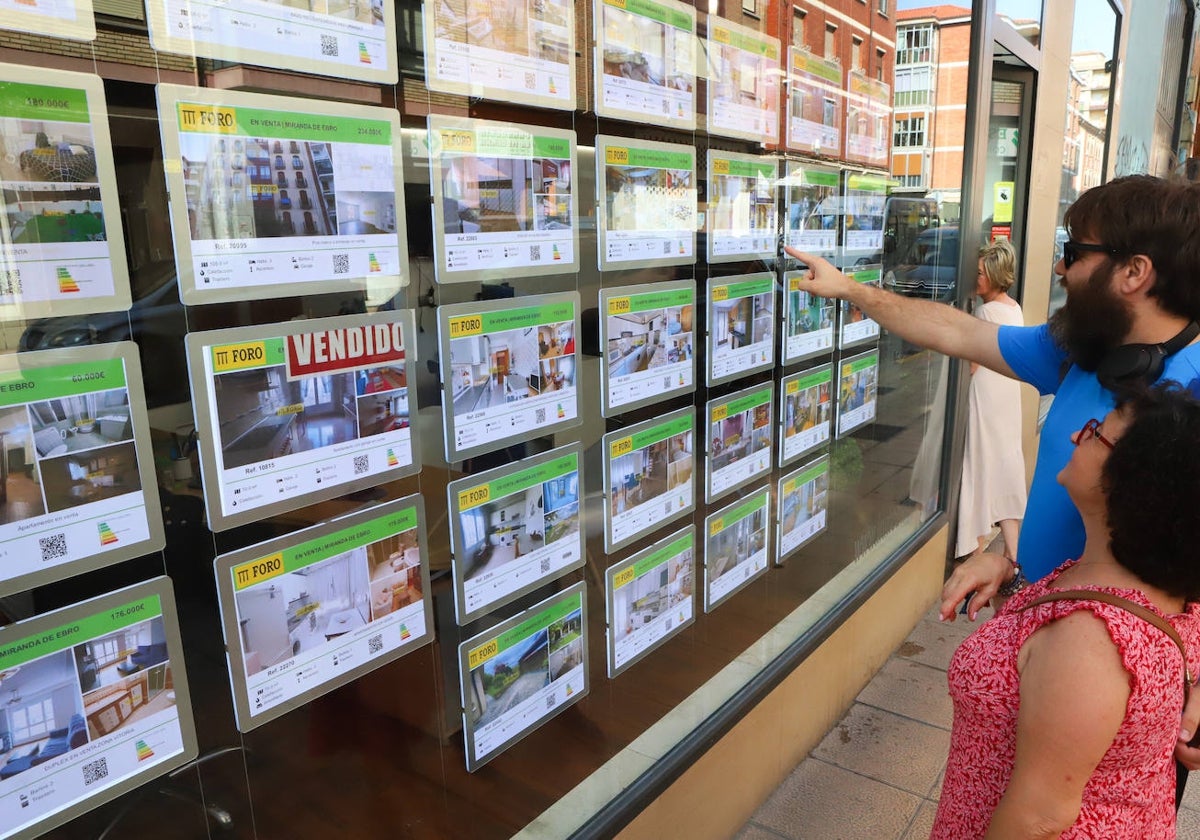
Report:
931,562,1200,840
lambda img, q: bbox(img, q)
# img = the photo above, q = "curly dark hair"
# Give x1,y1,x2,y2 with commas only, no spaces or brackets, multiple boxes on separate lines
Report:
1063,175,1200,321
1103,383,1200,600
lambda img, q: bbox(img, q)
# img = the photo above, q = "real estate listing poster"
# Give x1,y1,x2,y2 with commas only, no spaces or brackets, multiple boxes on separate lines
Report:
599,280,695,416
782,270,834,365
185,311,419,532
429,116,579,284
423,0,575,111
594,0,695,130
158,86,407,306
0,577,197,840
0,344,164,597
705,382,772,504
778,364,833,468
605,525,694,677
844,72,890,168
706,151,777,264
145,0,398,84
786,49,842,155
838,173,887,346
448,444,584,624
706,272,775,387
777,454,829,561
836,348,879,437
438,293,580,462
783,162,838,259
603,406,694,553
705,17,780,144
596,134,696,271
839,268,882,347
215,495,434,732
0,0,92,40
839,172,886,272
0,67,131,319
703,485,769,612
459,582,587,771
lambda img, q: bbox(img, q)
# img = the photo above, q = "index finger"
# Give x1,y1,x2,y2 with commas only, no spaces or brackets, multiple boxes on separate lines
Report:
782,245,818,265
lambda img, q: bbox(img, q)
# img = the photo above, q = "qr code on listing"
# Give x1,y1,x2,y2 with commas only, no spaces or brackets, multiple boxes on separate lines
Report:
524,72,536,90
333,253,350,274
368,634,383,655
545,695,555,709
321,34,339,57
39,533,67,563
0,269,21,296
83,758,109,786
662,240,671,254
535,408,546,424
540,558,550,574
353,454,369,475
530,244,541,261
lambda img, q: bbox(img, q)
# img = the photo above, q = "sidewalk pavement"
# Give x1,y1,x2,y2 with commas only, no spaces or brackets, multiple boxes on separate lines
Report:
737,599,1200,839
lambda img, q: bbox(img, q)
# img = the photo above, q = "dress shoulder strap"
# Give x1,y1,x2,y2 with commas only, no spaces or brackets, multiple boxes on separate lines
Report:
1019,589,1192,694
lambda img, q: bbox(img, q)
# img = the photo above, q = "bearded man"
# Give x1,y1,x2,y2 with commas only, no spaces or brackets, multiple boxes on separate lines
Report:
785,174,1200,782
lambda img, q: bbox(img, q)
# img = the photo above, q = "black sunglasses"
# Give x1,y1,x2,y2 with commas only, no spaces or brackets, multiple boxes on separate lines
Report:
1063,240,1124,268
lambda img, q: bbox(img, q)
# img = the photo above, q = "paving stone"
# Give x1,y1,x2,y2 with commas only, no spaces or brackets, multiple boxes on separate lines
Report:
812,703,948,796
857,657,953,730
753,759,921,840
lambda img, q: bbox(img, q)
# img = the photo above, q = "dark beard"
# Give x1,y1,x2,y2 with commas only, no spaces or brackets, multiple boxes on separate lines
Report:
1048,263,1133,371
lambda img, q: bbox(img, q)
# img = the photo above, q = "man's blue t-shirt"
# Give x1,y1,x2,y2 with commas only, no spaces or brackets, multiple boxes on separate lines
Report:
998,324,1200,582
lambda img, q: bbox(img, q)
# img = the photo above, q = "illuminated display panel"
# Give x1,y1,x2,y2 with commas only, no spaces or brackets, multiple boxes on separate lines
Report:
777,454,829,561
599,280,696,417
596,134,696,271
593,0,696,130
706,17,781,144
215,495,434,732
448,444,585,624
786,49,842,155
0,0,93,40
0,66,130,318
186,311,420,531
605,526,695,678
0,343,163,597
845,71,891,168
438,293,581,462
836,347,879,437
703,486,770,612
146,0,398,83
706,272,775,386
783,162,838,259
158,85,406,305
778,363,833,469
422,0,576,110
781,270,835,365
706,151,777,264
838,173,887,347
705,382,773,504
0,577,197,840
459,583,588,771
428,116,579,284
602,406,695,553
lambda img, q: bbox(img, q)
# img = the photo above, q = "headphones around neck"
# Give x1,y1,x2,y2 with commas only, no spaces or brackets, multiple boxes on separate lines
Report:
1096,320,1200,391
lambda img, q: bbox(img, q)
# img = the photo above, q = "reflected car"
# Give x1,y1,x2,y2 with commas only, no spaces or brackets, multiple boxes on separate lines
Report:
18,261,190,407
882,227,959,300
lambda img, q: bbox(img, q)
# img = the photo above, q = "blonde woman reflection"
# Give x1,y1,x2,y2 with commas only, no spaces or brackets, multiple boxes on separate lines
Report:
957,240,1026,561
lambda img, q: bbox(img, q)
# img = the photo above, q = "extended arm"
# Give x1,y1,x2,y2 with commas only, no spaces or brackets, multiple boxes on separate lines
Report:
784,248,1016,378
985,612,1129,839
